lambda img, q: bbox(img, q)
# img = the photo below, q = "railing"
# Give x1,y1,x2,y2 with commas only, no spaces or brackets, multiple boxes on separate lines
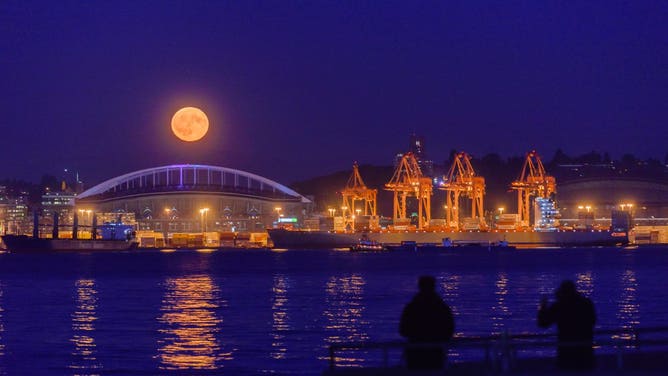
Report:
327,326,668,373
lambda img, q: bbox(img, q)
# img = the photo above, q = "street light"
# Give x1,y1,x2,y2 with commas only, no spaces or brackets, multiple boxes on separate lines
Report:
328,208,335,217
498,207,504,215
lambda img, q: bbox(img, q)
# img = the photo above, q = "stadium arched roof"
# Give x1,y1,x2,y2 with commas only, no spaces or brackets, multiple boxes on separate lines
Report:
77,164,311,203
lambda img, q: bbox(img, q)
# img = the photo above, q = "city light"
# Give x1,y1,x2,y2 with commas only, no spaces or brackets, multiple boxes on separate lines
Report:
199,208,209,233
77,209,93,238
620,203,634,211
274,207,282,224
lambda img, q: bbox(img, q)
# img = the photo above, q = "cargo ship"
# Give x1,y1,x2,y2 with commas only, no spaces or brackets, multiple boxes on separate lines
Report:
267,228,628,249
1,234,138,252
271,151,632,249
1,212,138,252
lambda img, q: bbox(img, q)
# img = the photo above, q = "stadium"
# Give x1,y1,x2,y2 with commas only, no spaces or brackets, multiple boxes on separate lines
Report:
76,164,312,246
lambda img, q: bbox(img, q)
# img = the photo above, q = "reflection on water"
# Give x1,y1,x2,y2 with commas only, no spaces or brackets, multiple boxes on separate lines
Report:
575,271,594,297
270,274,290,360
322,274,368,366
439,274,460,312
438,274,461,359
156,274,231,370
536,273,558,298
69,279,100,375
491,272,510,335
614,269,639,344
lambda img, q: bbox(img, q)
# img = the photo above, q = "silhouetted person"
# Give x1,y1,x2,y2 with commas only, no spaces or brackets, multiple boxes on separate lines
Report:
538,280,596,371
400,275,454,370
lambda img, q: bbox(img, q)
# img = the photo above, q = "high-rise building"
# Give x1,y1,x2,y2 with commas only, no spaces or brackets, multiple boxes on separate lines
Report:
5,192,30,235
394,133,434,177
62,168,85,193
409,133,425,156
41,188,77,226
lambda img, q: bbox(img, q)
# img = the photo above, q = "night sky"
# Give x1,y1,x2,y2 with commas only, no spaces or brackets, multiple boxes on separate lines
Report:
2,1,666,187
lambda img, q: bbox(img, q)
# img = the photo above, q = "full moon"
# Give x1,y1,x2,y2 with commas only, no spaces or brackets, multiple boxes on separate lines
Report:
171,107,209,142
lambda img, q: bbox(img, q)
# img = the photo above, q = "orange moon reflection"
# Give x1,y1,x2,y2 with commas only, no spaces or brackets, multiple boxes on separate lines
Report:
171,107,209,142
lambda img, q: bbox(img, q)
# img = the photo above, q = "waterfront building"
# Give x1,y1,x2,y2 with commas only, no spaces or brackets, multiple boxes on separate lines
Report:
557,178,668,228
534,197,559,231
75,164,312,242
4,192,30,235
41,188,76,219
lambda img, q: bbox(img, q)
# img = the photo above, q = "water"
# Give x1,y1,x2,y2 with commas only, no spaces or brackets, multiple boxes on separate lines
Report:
0,246,667,375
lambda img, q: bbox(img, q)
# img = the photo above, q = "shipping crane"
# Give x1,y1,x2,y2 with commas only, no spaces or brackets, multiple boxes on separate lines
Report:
510,150,556,228
341,162,378,230
385,152,432,230
439,152,487,230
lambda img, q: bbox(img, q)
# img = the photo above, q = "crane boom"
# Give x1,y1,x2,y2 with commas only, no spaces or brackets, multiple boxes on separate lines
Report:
341,163,378,230
385,153,432,230
510,150,556,228
439,152,486,230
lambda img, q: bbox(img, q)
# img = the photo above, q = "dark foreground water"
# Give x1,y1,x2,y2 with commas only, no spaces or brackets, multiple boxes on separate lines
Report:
0,246,667,375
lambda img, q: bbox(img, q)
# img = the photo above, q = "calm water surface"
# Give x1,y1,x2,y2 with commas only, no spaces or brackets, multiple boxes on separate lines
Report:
0,246,667,375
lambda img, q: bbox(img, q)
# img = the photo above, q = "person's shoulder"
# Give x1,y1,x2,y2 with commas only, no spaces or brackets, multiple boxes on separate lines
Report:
585,296,595,308
578,294,594,304
576,295,595,309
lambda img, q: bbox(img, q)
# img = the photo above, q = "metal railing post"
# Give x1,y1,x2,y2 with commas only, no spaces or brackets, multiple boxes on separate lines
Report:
330,346,335,371
484,341,491,370
501,329,510,373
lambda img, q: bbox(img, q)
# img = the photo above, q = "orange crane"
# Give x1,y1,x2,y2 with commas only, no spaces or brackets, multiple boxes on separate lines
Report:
341,163,378,230
439,152,486,230
510,150,556,228
384,152,432,230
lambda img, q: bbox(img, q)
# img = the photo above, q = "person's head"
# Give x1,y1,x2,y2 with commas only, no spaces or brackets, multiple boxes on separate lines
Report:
418,275,436,293
556,280,578,300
